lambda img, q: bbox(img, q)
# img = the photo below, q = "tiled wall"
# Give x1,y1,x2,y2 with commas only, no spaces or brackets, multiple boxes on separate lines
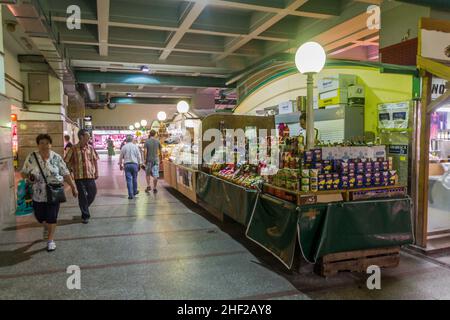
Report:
17,120,64,169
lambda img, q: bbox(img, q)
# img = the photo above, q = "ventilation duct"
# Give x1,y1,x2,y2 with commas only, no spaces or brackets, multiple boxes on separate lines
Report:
7,1,76,90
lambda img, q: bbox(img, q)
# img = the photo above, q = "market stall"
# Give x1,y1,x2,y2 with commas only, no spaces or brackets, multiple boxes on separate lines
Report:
163,109,213,203
163,61,415,275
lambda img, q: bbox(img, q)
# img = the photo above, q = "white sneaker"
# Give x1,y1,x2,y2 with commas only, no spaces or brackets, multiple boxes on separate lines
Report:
47,241,56,252
43,228,49,240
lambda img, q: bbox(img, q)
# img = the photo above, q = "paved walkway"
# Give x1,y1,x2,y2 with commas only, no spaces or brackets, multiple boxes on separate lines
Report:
1,155,450,300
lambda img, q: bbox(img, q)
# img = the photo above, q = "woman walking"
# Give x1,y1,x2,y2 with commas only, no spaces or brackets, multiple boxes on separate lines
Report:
107,136,115,160
21,134,78,252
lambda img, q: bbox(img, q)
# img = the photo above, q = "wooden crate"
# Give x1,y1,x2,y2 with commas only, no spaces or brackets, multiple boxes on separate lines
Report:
315,246,401,277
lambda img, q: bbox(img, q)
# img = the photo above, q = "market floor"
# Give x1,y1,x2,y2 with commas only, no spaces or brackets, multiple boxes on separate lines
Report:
1,155,450,300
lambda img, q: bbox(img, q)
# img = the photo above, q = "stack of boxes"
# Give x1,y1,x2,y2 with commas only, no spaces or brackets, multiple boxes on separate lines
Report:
300,148,398,192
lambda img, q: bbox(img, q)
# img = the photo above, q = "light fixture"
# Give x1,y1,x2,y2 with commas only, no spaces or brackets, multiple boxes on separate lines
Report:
140,65,150,72
157,111,167,121
177,100,190,114
134,122,141,129
129,125,135,131
295,41,326,151
141,119,148,127
295,42,326,74
127,93,132,97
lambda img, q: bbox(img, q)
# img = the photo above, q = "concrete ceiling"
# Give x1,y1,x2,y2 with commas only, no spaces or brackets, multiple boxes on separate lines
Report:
4,0,383,105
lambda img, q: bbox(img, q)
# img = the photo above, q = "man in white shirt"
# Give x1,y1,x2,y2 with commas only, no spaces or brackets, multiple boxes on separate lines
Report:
119,135,143,199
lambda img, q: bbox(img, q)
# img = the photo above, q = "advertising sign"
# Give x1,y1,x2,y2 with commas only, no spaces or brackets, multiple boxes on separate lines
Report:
378,101,410,130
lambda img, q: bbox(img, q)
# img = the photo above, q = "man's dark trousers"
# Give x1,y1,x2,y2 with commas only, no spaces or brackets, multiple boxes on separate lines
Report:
75,179,97,220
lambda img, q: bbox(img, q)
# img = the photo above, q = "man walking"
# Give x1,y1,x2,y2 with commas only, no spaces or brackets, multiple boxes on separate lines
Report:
144,130,162,194
63,134,73,156
64,129,99,224
119,135,143,200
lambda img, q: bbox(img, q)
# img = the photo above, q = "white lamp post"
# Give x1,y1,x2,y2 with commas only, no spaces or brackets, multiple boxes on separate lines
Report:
134,122,141,129
295,41,326,150
157,111,167,122
140,119,148,128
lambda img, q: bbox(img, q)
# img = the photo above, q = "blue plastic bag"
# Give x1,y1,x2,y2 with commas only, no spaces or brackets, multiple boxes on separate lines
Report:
16,179,33,216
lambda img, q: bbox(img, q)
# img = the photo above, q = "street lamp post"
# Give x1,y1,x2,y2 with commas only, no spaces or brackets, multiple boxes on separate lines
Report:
295,42,326,150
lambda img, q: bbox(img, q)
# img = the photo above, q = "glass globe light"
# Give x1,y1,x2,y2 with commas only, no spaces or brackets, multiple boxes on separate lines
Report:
157,111,167,121
295,42,326,74
177,100,190,114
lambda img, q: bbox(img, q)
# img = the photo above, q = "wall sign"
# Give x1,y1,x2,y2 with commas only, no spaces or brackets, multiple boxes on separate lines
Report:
431,77,448,100
278,101,294,114
388,145,408,155
378,101,410,129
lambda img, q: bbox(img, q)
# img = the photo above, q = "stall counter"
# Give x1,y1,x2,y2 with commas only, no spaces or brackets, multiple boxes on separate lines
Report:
163,160,198,203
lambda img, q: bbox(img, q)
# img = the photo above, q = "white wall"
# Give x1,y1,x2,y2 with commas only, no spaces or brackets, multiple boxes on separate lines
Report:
18,68,65,121
4,47,23,107
86,104,178,127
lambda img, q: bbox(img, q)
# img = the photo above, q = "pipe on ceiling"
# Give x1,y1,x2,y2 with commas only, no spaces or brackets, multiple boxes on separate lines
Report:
84,83,96,102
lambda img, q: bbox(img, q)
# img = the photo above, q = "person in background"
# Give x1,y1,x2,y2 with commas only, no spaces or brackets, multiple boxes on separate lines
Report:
120,138,127,150
300,113,319,144
64,129,99,224
144,130,162,194
21,134,78,252
107,136,115,160
119,135,143,200
64,135,73,155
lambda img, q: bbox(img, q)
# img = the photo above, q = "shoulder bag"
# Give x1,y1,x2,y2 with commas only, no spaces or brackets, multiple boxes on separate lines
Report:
33,152,67,204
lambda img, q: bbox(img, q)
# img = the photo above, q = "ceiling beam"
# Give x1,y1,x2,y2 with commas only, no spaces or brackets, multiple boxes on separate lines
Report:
60,40,260,57
321,28,379,52
353,0,383,4
52,16,295,43
159,2,207,60
97,0,110,56
214,0,308,62
189,0,333,18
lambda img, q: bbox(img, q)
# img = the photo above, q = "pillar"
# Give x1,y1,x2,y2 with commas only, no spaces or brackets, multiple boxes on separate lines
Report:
0,6,16,224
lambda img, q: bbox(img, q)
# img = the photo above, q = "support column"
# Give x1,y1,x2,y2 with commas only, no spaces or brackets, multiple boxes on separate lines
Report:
17,65,66,169
0,6,16,223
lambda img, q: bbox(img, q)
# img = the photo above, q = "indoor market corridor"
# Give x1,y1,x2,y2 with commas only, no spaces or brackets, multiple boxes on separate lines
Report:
2,155,450,300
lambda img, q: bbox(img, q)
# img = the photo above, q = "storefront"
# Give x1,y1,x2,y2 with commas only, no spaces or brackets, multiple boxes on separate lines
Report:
92,130,133,150
414,18,450,251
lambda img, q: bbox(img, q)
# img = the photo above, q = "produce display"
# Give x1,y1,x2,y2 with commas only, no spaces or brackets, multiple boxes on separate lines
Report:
264,133,400,195
213,164,264,189
266,168,299,191
300,148,398,192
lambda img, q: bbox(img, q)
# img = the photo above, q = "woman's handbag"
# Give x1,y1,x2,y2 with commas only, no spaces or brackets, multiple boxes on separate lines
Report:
33,152,67,204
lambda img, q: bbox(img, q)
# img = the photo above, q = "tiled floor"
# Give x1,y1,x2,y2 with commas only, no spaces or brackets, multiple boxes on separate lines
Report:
2,155,450,300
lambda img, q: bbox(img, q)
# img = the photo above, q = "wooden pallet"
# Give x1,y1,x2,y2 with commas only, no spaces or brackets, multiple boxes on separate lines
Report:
315,246,401,277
